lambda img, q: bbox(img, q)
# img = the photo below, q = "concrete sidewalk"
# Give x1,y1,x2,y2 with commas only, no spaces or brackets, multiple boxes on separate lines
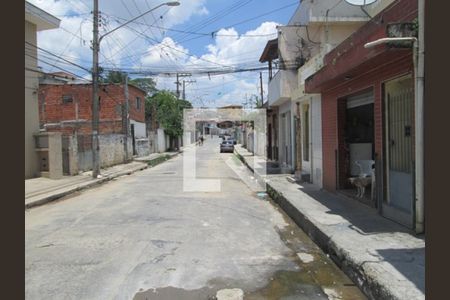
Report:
133,151,179,163
234,145,425,300
25,151,180,209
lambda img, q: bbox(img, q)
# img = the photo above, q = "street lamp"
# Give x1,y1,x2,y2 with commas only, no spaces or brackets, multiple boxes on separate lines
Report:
91,1,180,178
99,1,180,43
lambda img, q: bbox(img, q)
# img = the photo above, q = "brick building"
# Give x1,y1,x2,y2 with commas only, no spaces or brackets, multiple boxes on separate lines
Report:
305,0,418,230
38,82,146,138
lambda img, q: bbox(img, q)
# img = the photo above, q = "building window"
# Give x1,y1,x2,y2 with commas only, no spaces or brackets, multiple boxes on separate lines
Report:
136,97,141,110
62,94,73,104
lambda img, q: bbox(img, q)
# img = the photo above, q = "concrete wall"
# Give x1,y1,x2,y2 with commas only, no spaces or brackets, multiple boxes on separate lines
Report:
157,128,167,153
277,101,295,171
268,70,297,106
25,20,40,179
99,134,132,168
77,134,132,172
288,0,368,25
299,94,323,187
130,119,146,138
148,131,157,153
135,138,150,157
310,95,323,188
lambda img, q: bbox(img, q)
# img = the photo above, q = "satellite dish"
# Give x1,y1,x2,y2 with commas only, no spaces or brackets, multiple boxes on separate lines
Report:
344,0,377,5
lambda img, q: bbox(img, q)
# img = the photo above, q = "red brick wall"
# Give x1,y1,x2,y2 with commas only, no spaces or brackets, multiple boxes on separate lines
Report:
38,83,145,135
321,54,413,191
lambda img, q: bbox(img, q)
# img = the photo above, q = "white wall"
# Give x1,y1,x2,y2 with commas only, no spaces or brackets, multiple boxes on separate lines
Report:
130,120,146,138
25,21,40,179
311,95,323,188
278,101,294,170
157,128,166,153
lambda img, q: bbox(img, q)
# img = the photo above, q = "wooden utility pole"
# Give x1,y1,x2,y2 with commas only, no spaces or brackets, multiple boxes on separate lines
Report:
91,0,100,178
123,74,129,162
175,73,180,98
182,79,196,100
182,79,185,100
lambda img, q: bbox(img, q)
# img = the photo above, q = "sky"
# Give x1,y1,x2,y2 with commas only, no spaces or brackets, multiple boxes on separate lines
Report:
28,0,299,107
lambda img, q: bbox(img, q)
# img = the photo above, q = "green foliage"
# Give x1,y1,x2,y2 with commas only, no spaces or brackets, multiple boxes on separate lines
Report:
245,94,263,108
102,70,128,83
146,91,192,138
412,18,419,37
129,77,157,96
100,71,157,96
147,154,172,167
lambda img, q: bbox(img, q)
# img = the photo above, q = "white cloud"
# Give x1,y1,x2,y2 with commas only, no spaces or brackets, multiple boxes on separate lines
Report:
29,0,278,107
130,21,278,107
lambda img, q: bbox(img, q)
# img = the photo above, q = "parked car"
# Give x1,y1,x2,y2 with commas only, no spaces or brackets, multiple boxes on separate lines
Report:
220,140,235,153
227,137,237,145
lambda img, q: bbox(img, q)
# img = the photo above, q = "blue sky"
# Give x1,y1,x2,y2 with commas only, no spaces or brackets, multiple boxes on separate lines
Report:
29,0,299,107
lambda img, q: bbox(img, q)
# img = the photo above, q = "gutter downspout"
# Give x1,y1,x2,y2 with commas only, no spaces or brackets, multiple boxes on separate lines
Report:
415,0,425,234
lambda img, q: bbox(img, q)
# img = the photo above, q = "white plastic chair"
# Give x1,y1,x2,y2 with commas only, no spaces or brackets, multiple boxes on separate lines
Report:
354,160,375,200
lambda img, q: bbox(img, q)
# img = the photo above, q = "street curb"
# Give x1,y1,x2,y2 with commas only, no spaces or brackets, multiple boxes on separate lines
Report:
266,184,395,300
233,149,266,189
25,151,184,210
234,149,394,300
138,152,180,167
25,164,148,210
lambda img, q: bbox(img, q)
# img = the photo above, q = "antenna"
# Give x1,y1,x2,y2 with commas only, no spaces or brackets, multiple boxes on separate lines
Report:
344,0,377,5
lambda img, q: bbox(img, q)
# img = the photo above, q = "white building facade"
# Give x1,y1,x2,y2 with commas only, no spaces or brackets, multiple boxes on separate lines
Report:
261,0,369,187
25,1,60,178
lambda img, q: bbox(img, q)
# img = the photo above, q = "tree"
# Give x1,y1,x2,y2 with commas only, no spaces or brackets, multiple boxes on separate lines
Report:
101,71,157,96
129,77,157,96
101,70,128,83
146,91,192,149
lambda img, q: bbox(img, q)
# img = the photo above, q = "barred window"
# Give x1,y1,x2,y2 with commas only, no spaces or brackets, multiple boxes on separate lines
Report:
136,97,141,110
62,94,73,104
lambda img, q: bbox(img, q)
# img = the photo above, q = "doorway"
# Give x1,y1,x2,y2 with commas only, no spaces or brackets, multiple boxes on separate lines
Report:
337,89,375,205
383,75,414,228
130,124,136,155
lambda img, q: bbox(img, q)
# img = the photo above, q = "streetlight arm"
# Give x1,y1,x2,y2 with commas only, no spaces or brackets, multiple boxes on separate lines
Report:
99,2,176,43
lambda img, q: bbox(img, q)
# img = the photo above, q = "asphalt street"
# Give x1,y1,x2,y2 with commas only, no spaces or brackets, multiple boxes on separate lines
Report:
25,136,366,300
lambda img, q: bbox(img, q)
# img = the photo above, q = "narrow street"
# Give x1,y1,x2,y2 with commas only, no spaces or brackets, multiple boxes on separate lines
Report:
26,136,366,300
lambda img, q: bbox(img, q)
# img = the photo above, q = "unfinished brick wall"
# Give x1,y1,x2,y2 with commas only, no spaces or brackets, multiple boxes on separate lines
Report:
38,83,145,135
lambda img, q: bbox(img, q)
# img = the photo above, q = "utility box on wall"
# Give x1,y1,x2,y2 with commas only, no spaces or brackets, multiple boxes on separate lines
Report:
34,132,63,179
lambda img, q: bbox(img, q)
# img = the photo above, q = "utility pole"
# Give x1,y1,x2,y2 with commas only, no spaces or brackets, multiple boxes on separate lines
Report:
175,73,180,98
260,72,264,105
182,79,185,100
174,73,191,98
90,1,180,179
91,0,100,178
123,74,129,162
182,79,196,100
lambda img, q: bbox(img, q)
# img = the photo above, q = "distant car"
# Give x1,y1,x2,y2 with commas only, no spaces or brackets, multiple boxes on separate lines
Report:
227,137,237,145
220,140,235,153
